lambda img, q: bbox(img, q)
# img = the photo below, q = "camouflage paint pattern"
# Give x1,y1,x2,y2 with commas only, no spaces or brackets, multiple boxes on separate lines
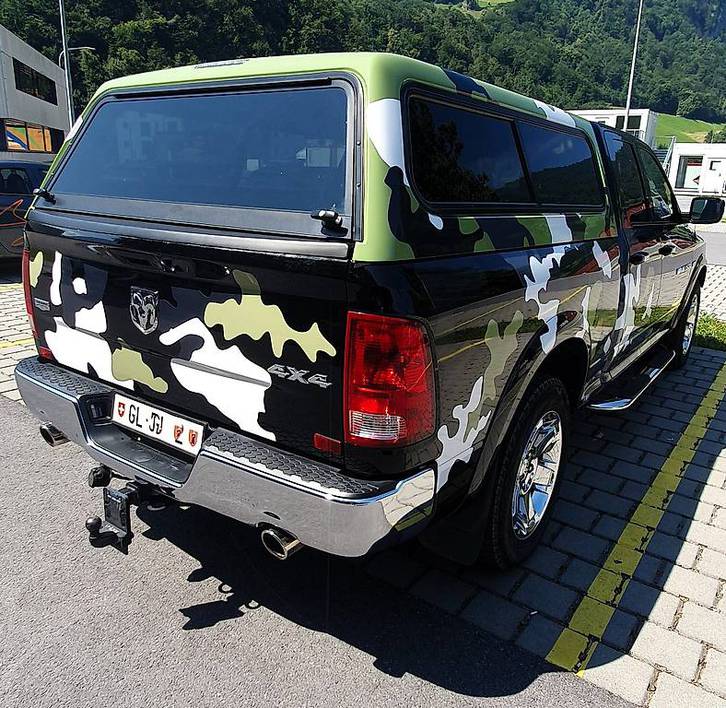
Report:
204,271,336,362
28,251,43,287
111,347,169,393
28,53,704,537
482,311,524,401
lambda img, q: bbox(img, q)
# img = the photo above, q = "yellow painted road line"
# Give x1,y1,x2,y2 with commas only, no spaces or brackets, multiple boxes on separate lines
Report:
0,337,34,349
546,361,726,674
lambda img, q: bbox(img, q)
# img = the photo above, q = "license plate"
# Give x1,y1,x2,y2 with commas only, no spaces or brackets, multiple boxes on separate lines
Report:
112,394,204,455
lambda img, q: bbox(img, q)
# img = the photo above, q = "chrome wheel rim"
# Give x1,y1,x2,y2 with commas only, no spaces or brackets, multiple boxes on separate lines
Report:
512,411,563,540
682,295,699,356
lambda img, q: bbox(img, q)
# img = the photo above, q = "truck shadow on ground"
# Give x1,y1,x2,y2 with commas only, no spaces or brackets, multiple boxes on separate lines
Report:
136,347,726,698
137,501,563,699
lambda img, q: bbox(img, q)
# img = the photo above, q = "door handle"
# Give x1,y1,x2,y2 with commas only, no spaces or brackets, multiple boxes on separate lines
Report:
658,243,675,256
629,252,648,265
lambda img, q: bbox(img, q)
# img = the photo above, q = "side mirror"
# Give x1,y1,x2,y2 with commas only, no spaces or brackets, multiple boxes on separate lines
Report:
688,197,725,225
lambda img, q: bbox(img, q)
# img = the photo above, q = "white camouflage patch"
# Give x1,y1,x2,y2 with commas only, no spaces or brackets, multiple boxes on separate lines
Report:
613,265,642,356
524,246,570,354
428,214,444,230
592,241,613,279
50,252,62,306
367,98,409,186
159,318,275,441
533,99,577,127
435,376,492,491
72,277,87,295
75,301,107,334
644,282,655,320
545,215,573,244
45,317,132,389
579,286,592,339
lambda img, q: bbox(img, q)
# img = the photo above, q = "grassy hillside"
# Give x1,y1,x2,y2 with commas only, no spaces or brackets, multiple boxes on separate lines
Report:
656,114,726,145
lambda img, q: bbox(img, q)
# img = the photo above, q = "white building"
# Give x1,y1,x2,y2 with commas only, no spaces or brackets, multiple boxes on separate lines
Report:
667,142,726,212
570,108,658,146
0,25,69,163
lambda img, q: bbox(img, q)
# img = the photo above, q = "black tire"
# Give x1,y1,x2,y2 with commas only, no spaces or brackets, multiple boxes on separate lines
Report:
670,287,700,370
478,376,570,569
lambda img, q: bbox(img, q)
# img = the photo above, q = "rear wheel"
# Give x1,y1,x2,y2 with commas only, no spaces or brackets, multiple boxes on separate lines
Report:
670,288,700,370
479,377,570,569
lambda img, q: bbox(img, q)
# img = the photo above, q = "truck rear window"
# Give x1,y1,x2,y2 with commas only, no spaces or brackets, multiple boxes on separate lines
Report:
52,86,350,221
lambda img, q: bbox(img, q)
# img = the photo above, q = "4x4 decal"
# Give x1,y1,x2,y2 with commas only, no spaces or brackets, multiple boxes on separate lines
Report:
267,364,332,389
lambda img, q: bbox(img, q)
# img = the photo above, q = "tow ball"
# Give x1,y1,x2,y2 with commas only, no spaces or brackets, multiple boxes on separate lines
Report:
85,472,142,555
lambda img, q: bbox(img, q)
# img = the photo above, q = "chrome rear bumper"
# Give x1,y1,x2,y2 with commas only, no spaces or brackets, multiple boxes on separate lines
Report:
15,358,435,557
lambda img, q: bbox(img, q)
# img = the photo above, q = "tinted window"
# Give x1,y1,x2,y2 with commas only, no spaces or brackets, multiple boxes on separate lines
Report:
52,87,349,215
604,133,645,210
518,122,602,205
13,59,57,105
0,168,31,194
408,97,530,203
637,147,675,219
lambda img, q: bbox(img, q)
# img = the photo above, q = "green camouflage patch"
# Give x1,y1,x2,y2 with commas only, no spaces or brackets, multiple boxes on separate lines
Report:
29,251,43,288
204,271,337,362
111,347,168,393
482,310,525,402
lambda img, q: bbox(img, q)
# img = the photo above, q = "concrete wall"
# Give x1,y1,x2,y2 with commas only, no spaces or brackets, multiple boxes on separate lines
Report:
0,151,52,164
0,25,69,133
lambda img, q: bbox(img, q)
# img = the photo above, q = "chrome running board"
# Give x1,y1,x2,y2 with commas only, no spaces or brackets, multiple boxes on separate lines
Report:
588,347,675,412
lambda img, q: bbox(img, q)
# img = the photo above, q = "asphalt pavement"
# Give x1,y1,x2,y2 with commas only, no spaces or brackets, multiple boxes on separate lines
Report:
0,395,628,708
699,225,726,266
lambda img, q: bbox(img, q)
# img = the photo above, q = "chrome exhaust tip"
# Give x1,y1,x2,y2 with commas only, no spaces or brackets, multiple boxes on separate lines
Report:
260,527,302,560
39,422,69,447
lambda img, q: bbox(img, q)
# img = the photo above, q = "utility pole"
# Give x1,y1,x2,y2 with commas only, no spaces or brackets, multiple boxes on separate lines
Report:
623,0,645,133
58,0,74,125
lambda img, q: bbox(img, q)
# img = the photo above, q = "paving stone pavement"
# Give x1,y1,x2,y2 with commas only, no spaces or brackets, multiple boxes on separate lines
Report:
2,262,726,706
0,269,35,403
702,264,726,321
372,345,726,707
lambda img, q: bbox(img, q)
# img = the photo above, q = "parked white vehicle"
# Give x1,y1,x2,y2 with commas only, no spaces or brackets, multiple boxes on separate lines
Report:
669,142,726,214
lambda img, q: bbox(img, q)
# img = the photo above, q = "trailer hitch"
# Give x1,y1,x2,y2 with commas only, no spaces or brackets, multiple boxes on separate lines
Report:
85,482,141,554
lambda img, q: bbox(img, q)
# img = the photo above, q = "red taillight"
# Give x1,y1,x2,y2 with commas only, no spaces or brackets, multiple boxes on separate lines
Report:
21,248,37,338
344,311,435,447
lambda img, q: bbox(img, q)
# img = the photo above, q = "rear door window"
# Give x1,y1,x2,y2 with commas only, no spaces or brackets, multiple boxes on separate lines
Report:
408,97,531,204
50,85,351,232
603,133,647,226
517,122,603,206
0,168,31,194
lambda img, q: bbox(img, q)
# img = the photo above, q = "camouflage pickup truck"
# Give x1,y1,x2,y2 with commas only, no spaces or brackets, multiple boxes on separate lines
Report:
16,53,724,568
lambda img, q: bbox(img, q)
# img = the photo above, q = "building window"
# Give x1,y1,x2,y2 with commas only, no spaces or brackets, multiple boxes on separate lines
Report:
2,119,64,153
5,121,28,151
13,58,57,105
615,115,642,131
675,156,703,190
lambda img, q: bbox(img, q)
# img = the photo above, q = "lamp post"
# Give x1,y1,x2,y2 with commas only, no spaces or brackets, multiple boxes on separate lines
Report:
59,46,95,68
58,0,74,125
58,44,95,126
623,0,645,134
